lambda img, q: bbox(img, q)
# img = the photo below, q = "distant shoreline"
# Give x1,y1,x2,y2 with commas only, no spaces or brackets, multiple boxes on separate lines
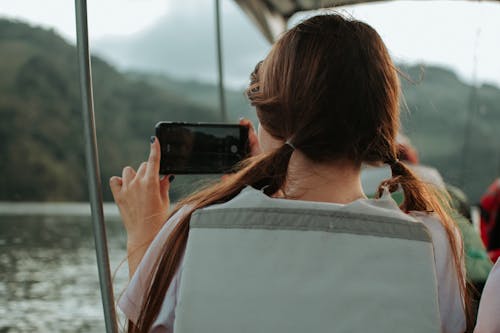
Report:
0,202,120,219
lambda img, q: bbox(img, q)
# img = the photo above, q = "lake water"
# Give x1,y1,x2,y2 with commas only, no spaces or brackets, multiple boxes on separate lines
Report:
0,203,130,332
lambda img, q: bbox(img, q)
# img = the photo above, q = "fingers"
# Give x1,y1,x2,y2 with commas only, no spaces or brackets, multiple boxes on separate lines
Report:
146,136,161,178
122,166,136,185
109,176,122,199
239,117,256,133
239,117,261,156
137,162,148,177
159,174,174,202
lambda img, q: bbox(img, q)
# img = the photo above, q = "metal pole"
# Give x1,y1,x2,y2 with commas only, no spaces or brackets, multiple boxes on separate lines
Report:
215,0,228,122
74,1,118,332
459,28,480,191
459,84,477,190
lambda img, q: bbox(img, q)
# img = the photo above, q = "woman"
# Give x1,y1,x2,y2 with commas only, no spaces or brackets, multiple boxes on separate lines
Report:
110,14,468,333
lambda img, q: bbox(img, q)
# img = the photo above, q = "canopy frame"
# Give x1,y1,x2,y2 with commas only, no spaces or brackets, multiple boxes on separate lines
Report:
74,1,119,332
234,0,500,43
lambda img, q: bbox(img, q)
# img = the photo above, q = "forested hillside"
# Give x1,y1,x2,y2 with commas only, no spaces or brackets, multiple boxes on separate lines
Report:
0,18,498,202
0,19,223,201
400,66,500,201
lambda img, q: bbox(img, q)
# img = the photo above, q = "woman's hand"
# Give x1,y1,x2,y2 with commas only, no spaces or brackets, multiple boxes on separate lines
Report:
239,118,262,157
109,137,172,276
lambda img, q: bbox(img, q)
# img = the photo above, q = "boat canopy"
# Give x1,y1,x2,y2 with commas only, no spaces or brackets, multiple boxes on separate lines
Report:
234,0,500,43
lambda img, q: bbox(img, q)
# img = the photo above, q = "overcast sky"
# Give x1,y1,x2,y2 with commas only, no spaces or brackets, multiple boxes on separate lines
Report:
1,0,500,87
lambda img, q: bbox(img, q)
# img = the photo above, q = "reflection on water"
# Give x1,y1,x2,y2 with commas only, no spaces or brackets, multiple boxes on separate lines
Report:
0,208,129,332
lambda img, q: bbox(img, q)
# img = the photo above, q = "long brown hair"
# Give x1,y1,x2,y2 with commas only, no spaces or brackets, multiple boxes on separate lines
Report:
129,14,468,332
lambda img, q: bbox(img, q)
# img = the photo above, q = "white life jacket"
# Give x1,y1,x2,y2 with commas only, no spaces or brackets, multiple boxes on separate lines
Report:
173,187,441,333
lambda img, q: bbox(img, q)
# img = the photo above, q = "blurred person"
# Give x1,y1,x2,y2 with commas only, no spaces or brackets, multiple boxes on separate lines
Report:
479,178,500,263
361,133,446,201
395,133,446,189
110,14,468,333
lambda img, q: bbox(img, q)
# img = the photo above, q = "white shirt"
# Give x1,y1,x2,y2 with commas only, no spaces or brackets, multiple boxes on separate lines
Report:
119,186,466,333
474,258,500,333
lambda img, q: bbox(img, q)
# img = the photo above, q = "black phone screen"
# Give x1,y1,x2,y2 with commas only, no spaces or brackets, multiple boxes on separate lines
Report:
155,122,250,174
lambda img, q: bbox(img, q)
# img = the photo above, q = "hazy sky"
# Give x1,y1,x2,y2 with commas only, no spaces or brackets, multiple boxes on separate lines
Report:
1,0,500,87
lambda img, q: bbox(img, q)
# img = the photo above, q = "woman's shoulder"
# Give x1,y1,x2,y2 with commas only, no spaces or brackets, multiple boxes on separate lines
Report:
408,211,463,255
407,211,466,333
118,205,191,325
408,211,450,237
406,211,460,264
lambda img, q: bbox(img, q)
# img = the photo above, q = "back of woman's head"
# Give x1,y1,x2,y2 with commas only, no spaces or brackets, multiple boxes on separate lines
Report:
247,14,400,165
131,14,470,332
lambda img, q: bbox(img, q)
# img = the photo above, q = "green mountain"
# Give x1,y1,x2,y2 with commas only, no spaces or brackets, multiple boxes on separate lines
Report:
400,65,500,201
0,18,498,202
0,18,221,202
125,71,255,123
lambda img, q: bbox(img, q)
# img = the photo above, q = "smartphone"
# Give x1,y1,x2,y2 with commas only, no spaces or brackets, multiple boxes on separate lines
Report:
155,121,250,174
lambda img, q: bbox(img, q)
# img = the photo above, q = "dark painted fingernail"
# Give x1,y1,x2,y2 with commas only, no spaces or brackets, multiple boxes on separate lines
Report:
150,136,156,144
169,175,175,183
